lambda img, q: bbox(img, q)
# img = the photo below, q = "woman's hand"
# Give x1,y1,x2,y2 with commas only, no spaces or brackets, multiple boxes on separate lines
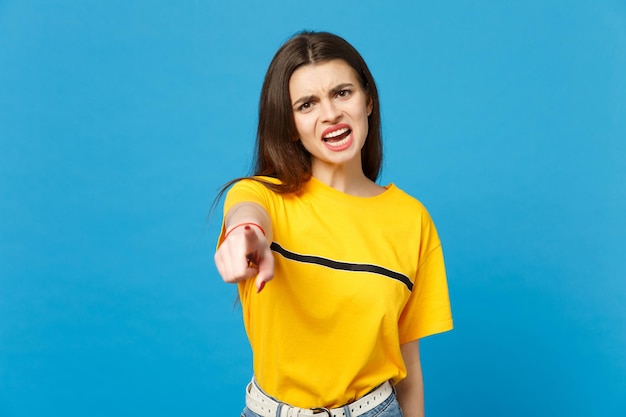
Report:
214,223,274,292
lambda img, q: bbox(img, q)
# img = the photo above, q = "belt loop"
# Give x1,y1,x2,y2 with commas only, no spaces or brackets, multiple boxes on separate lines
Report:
343,404,352,417
275,403,283,417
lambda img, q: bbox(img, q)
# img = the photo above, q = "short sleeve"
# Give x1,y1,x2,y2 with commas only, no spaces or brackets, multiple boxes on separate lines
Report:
217,178,274,246
398,218,453,343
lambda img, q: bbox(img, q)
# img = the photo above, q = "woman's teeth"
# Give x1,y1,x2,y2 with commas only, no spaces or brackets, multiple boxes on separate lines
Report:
326,135,351,147
323,127,351,141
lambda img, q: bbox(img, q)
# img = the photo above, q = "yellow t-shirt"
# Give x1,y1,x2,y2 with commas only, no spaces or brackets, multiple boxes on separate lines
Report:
220,176,453,408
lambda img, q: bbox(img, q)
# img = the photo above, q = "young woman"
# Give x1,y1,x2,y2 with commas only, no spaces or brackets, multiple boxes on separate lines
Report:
214,31,453,417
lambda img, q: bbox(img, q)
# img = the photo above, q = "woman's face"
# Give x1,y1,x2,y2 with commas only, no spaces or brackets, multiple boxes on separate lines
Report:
289,59,372,176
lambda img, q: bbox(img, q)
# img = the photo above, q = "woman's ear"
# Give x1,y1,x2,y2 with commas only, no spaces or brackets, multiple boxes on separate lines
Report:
367,96,373,116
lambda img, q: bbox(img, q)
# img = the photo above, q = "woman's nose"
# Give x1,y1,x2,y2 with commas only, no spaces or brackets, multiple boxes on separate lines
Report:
319,99,341,122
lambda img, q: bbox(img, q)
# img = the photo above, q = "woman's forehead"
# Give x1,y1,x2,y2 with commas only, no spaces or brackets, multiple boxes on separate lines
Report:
289,60,360,96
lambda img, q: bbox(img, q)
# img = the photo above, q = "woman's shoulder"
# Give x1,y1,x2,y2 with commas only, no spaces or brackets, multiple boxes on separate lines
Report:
230,175,283,190
387,183,427,207
225,176,290,205
223,176,285,211
385,184,438,225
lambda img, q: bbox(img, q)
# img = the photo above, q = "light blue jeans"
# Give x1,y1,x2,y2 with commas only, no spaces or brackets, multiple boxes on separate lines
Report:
241,390,403,417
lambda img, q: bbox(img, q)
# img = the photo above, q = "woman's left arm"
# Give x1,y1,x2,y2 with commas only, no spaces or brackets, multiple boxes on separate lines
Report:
395,340,424,417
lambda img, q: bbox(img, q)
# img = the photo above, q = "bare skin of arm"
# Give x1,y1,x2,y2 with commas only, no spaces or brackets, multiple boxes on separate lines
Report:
214,202,274,291
396,340,424,417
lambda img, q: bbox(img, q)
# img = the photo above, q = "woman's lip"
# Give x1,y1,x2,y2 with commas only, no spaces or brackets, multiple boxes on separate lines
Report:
322,131,353,152
321,123,351,140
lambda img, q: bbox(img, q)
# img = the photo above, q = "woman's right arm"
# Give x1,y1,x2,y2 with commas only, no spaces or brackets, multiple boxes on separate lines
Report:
214,202,274,292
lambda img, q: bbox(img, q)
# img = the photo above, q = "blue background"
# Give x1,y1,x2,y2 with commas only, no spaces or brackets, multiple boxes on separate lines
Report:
1,1,625,416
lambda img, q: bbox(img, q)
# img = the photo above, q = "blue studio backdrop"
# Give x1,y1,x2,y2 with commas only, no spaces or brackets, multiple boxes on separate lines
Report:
1,1,625,416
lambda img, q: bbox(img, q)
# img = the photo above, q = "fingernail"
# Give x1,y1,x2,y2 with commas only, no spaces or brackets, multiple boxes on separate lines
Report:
257,281,266,293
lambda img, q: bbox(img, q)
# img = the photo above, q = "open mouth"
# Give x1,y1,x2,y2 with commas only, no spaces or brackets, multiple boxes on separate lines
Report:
322,127,352,143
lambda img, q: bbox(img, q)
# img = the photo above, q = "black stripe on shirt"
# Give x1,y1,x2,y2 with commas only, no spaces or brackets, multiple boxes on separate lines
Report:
270,241,413,291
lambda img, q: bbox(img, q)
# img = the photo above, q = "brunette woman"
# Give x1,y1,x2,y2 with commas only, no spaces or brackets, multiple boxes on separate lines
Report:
214,31,453,417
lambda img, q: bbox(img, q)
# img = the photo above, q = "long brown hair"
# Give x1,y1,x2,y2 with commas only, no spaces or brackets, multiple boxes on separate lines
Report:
216,31,383,203
254,30,383,193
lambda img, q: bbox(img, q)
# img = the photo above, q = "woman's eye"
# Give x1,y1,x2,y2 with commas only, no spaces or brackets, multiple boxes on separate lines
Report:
337,89,351,98
298,102,312,112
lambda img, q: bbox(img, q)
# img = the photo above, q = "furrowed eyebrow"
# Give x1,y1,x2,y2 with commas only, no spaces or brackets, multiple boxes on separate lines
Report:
330,83,354,95
292,95,316,108
292,83,356,108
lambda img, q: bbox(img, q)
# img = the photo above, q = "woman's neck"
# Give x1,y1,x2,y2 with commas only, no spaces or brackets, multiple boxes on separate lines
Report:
311,162,385,197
